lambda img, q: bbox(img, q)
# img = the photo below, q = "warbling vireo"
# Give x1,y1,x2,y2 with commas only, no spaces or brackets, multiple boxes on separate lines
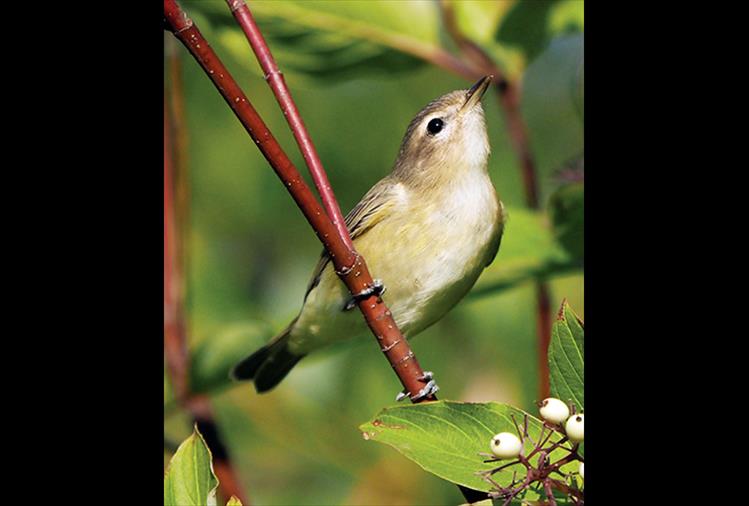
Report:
232,75,505,394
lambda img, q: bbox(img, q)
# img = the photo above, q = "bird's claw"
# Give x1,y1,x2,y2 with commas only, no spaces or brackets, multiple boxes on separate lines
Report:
395,371,439,402
417,371,434,382
343,279,386,311
412,379,439,401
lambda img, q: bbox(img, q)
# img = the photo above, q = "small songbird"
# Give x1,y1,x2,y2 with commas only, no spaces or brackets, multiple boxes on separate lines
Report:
232,75,505,394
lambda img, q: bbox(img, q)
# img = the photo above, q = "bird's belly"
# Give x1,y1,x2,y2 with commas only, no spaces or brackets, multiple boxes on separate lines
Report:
371,215,493,336
289,179,499,355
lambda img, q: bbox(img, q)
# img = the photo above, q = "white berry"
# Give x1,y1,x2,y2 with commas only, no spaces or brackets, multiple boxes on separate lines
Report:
539,397,570,424
490,432,522,459
579,462,584,479
565,413,584,442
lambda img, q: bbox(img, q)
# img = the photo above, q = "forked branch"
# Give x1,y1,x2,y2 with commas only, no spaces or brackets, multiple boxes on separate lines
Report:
163,0,435,405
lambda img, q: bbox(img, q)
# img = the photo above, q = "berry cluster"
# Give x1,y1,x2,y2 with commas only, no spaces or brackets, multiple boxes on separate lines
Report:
478,398,584,505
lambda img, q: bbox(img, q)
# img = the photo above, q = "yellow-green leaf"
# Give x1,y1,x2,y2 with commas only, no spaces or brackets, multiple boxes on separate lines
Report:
184,0,441,79
549,301,584,411
164,426,219,506
360,401,574,497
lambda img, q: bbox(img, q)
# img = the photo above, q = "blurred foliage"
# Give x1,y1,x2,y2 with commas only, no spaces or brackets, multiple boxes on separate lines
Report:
495,0,583,61
550,182,584,264
189,320,272,397
165,1,583,504
185,0,437,79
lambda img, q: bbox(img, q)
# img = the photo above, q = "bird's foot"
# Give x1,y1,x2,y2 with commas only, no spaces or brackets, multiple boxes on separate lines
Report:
395,371,439,402
343,279,386,311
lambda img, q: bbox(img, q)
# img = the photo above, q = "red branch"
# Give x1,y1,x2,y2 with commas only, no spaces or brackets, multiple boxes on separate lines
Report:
225,0,354,251
163,0,434,404
164,99,189,403
494,84,540,209
165,48,249,504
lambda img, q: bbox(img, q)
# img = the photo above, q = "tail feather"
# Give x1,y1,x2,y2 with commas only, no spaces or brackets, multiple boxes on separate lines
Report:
231,325,305,393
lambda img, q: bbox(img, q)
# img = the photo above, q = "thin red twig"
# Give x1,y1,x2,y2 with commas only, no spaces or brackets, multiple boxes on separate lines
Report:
167,39,192,277
163,0,435,405
164,98,189,403
225,0,353,251
165,50,249,504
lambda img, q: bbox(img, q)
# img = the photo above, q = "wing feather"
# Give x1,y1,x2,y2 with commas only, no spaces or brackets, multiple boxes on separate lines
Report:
485,198,506,267
303,179,396,301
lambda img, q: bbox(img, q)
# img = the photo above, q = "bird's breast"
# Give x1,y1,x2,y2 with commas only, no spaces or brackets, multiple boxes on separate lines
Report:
364,173,500,333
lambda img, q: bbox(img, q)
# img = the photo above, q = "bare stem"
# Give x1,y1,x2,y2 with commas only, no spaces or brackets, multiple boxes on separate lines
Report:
549,478,584,503
544,479,558,506
167,37,192,273
224,0,353,251
164,96,189,404
165,49,249,505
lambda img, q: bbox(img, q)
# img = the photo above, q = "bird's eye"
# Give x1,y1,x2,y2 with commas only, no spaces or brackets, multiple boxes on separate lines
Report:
426,118,444,135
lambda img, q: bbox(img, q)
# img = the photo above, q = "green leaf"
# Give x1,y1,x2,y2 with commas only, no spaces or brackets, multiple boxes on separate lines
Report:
548,301,584,411
548,0,585,35
184,0,442,80
495,0,561,61
470,207,580,298
226,496,243,506
190,321,273,395
359,401,575,495
549,182,583,264
164,426,219,506
494,0,583,62
447,1,525,77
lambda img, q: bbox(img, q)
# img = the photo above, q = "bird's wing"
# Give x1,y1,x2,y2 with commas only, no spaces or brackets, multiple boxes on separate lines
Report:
303,179,396,301
485,198,507,267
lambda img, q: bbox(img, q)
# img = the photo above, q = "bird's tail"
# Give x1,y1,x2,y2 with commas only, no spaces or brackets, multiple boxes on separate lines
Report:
230,322,305,393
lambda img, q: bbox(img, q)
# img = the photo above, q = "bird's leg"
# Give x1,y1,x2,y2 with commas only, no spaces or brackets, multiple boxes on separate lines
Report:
343,279,386,311
395,371,440,402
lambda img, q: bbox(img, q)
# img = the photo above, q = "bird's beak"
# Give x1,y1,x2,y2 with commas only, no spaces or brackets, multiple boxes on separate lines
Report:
461,75,493,112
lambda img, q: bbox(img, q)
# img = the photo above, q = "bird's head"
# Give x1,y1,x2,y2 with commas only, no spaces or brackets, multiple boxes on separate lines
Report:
392,75,493,187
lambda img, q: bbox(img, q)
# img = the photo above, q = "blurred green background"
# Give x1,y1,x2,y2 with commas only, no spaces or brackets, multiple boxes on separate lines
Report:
165,1,583,504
